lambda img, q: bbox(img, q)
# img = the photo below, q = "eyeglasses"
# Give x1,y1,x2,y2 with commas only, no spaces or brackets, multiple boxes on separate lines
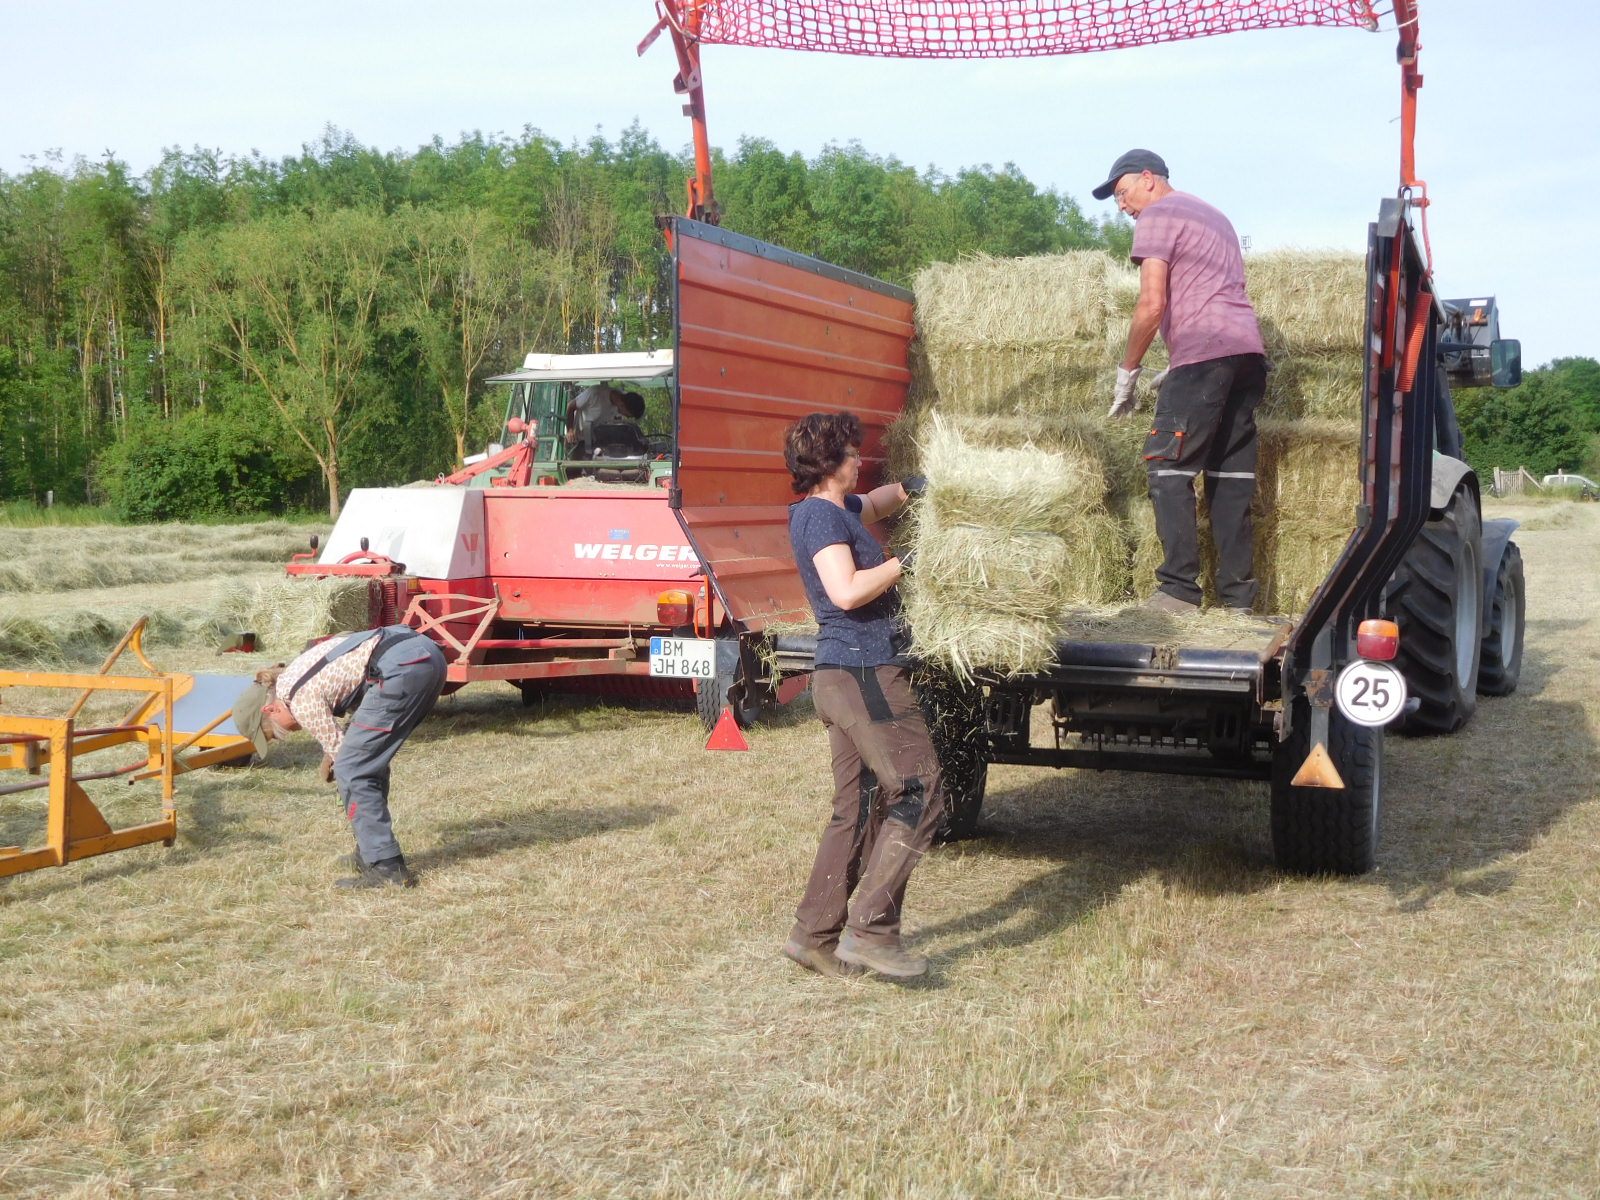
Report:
1113,176,1138,204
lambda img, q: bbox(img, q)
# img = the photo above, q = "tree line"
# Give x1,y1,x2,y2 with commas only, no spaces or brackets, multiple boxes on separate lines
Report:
1,123,1591,521
0,126,1125,519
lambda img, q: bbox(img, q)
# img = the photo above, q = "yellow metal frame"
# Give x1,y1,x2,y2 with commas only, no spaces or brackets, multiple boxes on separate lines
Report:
0,619,253,879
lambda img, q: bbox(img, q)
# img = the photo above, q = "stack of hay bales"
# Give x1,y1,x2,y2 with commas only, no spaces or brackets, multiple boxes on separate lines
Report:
902,416,1128,678
900,246,1367,675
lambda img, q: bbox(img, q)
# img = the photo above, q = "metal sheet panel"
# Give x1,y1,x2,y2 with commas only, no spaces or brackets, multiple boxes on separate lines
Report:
321,487,486,579
482,488,699,624
668,218,915,631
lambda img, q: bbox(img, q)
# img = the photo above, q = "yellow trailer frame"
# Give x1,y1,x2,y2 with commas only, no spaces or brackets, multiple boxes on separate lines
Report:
0,619,253,879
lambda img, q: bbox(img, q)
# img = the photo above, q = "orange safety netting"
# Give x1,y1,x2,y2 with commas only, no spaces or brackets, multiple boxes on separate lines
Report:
686,1,1384,58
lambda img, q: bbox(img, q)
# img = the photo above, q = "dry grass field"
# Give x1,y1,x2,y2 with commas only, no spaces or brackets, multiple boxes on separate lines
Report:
1,500,1597,1198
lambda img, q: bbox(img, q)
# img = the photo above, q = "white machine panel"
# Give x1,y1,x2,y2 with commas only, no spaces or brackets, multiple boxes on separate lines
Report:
320,487,487,580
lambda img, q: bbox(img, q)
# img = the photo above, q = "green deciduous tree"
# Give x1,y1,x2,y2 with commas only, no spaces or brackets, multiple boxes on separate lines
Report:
1458,366,1592,481
391,207,559,467
173,207,395,515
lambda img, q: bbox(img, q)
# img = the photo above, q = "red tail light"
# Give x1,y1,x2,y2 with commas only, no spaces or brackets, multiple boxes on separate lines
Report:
657,590,693,626
1357,618,1400,661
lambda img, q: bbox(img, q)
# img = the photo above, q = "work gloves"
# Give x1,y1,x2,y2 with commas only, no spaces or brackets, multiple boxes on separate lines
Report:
900,475,927,498
319,753,336,785
1106,366,1169,419
897,550,917,574
1107,365,1142,418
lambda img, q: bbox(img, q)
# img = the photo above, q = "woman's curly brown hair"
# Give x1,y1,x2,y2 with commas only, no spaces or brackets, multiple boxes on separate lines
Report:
783,411,863,494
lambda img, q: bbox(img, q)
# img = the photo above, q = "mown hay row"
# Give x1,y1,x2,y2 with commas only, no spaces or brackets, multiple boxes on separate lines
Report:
0,523,320,595
0,576,371,668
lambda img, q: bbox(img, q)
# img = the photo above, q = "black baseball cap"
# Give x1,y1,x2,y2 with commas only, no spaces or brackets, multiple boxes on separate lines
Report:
1092,149,1169,201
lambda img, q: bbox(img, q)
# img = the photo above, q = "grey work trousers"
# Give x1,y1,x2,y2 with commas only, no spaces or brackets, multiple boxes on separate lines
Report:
334,635,447,864
791,664,945,950
1143,353,1269,608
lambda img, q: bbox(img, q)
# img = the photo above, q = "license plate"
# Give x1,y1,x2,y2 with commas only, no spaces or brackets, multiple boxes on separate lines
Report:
649,636,716,679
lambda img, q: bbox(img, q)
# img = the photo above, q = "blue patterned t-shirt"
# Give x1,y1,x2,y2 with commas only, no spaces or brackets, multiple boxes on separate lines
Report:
789,494,907,668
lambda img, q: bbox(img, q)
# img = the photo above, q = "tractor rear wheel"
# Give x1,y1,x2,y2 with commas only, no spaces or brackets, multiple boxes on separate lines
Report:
696,635,763,732
1477,541,1525,696
915,670,989,842
1270,699,1383,875
1387,488,1483,735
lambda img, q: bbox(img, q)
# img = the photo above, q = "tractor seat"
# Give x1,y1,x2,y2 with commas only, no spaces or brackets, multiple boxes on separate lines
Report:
589,421,650,460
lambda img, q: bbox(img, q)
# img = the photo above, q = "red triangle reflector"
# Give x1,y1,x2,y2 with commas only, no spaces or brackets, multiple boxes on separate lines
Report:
705,706,749,751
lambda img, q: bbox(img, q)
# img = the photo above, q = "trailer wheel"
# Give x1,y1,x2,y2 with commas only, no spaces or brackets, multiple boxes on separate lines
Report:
696,636,762,732
1387,488,1482,735
1270,701,1383,875
1477,541,1525,697
916,671,989,841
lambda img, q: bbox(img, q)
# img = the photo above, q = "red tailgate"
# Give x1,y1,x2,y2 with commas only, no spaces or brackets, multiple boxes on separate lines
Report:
667,218,915,631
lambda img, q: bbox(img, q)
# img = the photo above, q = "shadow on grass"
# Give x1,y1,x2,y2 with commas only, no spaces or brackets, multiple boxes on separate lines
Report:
417,685,698,743
919,635,1594,961
915,771,1277,972
414,802,672,871
414,679,817,742
0,765,283,901
1377,636,1596,910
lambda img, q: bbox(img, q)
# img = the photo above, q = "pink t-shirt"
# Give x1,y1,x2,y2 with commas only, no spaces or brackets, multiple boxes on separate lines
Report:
1130,191,1264,369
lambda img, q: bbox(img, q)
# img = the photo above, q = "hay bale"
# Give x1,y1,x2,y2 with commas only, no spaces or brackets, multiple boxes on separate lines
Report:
920,414,1108,528
911,251,1163,418
902,589,1062,680
1261,353,1365,422
1246,250,1366,356
903,409,1149,501
915,252,1122,347
1126,418,1360,612
228,576,373,655
901,417,1137,675
917,518,1074,618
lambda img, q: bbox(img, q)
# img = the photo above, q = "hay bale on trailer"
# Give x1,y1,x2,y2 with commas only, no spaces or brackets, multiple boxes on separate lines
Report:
897,247,1368,675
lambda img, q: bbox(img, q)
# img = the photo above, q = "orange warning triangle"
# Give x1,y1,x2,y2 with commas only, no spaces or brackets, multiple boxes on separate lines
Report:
705,706,749,751
1290,741,1346,789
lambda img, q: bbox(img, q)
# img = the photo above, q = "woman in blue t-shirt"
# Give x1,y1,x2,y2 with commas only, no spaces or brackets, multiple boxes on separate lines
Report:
781,411,945,981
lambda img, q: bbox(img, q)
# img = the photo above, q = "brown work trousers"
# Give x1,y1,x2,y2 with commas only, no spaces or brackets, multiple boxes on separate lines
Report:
791,664,945,950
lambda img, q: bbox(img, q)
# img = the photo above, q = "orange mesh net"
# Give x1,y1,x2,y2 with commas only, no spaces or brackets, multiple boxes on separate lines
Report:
684,1,1384,58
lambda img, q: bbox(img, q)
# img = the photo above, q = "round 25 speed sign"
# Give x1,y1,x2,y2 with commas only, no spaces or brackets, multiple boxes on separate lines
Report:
1334,659,1407,727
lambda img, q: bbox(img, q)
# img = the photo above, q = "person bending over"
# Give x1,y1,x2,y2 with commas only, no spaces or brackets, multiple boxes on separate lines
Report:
233,625,447,889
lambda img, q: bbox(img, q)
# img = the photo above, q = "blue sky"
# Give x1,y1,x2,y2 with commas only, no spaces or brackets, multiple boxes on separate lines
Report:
6,1,1593,365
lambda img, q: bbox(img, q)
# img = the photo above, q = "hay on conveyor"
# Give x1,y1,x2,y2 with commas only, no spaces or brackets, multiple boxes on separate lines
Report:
897,246,1370,673
226,576,373,656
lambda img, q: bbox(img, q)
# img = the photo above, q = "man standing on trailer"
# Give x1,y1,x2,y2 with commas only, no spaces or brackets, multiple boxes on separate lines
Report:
232,626,447,888
1096,149,1268,613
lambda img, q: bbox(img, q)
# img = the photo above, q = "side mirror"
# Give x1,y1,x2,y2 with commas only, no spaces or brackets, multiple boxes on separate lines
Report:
1491,338,1522,388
